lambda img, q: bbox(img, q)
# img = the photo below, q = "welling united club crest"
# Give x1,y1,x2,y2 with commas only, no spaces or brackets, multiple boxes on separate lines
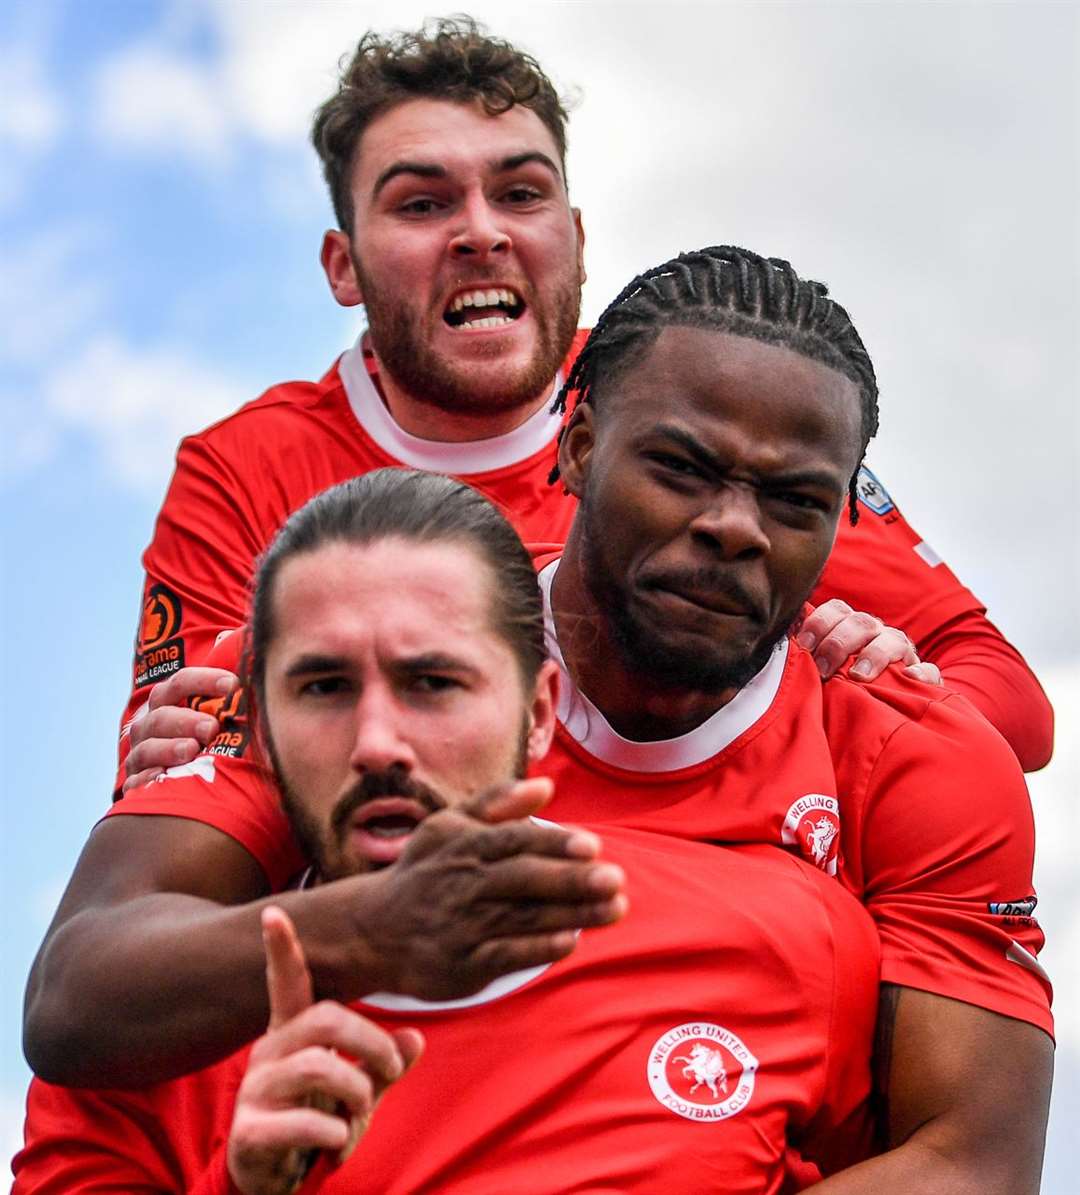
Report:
781,794,841,875
647,1022,758,1122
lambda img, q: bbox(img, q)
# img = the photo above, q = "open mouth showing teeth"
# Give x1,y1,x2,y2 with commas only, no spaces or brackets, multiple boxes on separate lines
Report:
444,288,524,328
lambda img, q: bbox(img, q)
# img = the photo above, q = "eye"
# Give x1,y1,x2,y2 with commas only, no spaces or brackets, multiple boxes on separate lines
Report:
772,491,829,512
299,676,351,698
397,197,443,217
501,185,543,205
646,452,705,481
410,674,462,695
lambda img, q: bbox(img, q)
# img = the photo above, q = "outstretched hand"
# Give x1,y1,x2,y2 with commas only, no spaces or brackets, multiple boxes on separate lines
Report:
227,907,422,1195
352,776,629,1003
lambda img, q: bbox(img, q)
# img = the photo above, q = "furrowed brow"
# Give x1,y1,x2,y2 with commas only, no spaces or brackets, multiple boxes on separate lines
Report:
654,423,845,491
372,161,447,199
284,653,348,679
651,424,727,473
399,653,479,678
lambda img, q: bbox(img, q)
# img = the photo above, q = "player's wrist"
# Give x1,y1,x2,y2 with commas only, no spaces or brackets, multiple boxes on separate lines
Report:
291,873,396,1002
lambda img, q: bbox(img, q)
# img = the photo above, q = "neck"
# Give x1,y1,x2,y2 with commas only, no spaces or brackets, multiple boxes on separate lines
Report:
373,360,553,443
551,534,739,742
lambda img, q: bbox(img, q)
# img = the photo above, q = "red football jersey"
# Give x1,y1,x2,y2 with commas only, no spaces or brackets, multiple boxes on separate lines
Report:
118,334,1050,786
109,556,1052,1038
15,834,879,1194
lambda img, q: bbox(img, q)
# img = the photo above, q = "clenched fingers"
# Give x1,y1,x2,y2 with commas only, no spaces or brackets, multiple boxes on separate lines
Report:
123,717,217,789
230,1105,354,1159
903,661,942,686
145,665,239,712
243,1045,375,1116
798,599,916,680
251,1001,405,1086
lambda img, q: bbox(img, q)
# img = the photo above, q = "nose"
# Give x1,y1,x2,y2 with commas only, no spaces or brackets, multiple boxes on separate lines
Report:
348,684,417,776
689,484,770,559
448,190,511,259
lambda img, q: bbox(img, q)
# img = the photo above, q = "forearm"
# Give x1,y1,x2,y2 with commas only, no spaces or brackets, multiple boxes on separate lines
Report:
807,1129,1038,1195
25,883,382,1088
916,609,1053,771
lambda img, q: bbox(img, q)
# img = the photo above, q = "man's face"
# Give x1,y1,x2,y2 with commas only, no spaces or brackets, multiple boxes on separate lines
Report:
560,325,864,694
329,97,585,416
261,537,556,880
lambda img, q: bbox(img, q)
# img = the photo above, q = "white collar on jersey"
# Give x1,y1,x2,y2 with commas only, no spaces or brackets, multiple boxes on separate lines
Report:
337,333,565,475
538,559,788,773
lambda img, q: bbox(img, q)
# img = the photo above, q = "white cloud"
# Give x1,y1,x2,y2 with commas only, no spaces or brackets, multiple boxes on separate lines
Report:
44,335,251,494
0,48,62,148
0,225,106,366
0,392,57,484
0,45,64,213
92,44,232,166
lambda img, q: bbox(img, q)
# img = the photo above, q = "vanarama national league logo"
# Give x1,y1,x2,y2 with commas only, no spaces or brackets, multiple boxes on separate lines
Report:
134,583,185,688
647,1022,758,1122
782,794,840,875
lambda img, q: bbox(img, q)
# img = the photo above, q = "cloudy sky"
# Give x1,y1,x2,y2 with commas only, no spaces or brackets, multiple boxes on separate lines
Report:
2,0,1077,1185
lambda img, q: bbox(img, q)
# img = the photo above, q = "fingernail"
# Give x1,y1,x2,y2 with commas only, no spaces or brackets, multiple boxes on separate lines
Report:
816,657,831,678
174,739,196,761
198,718,218,740
566,830,601,857
216,677,233,694
587,863,624,894
797,631,816,651
851,659,873,678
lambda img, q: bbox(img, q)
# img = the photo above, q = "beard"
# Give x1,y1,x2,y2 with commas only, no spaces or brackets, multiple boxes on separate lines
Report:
279,763,445,883
266,720,533,882
579,495,800,696
355,252,581,416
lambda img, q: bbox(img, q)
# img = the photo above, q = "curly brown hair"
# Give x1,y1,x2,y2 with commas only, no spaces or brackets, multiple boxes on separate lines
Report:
311,15,570,234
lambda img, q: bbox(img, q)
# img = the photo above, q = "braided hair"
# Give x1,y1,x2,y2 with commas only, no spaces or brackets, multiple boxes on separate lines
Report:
550,245,879,523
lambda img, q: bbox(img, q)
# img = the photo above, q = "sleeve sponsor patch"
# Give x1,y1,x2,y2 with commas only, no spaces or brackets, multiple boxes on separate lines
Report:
189,683,251,759
989,896,1039,923
855,466,895,517
134,582,185,688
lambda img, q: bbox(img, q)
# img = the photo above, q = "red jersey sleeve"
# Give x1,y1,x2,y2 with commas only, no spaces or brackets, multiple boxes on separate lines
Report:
109,627,303,889
14,1079,180,1194
116,432,270,792
913,607,1054,772
840,687,1053,1036
812,466,1053,771
105,753,303,892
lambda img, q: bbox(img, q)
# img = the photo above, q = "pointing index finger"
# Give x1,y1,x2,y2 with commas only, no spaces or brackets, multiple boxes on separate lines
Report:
262,906,314,1029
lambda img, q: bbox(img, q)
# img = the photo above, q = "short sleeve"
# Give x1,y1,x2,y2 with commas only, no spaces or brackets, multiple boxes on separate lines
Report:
853,695,1052,1036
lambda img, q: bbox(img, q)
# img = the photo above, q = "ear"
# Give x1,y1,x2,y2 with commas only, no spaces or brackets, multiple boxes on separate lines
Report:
557,402,595,499
571,207,586,285
524,658,560,765
320,230,364,307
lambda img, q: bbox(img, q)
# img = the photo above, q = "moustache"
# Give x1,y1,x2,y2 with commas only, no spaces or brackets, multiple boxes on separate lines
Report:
330,765,446,844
